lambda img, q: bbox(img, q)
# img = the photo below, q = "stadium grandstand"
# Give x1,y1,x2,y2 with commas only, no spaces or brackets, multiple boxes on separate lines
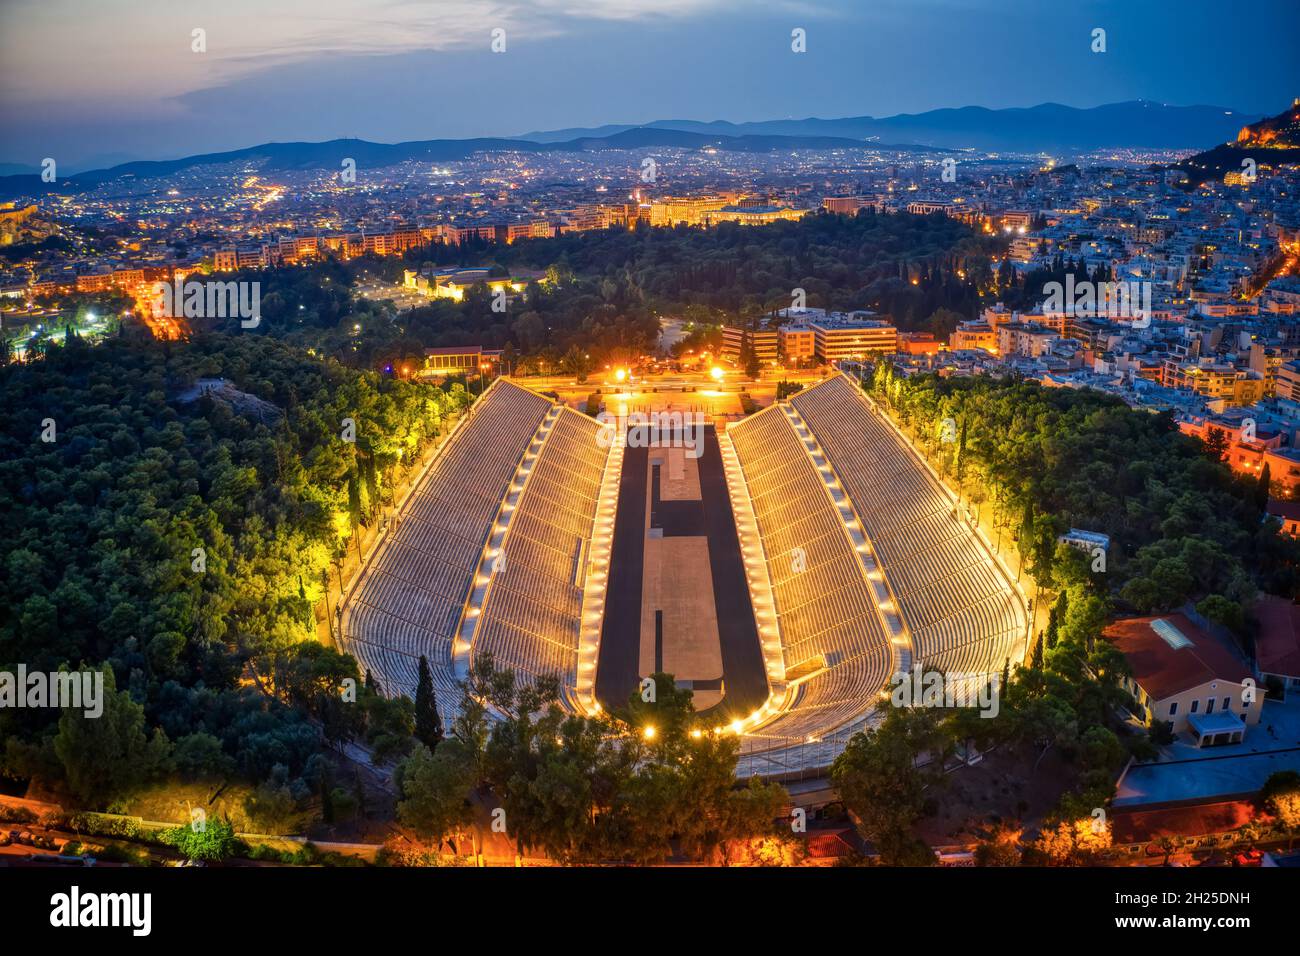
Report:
790,375,1027,683
340,372,1027,777
726,372,1028,774
724,401,895,766
341,379,608,708
465,405,610,701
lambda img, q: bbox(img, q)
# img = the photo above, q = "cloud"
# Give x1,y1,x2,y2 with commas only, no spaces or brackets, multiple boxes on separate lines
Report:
0,0,754,109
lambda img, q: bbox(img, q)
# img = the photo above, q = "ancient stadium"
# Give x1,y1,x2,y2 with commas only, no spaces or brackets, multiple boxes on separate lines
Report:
340,372,1029,776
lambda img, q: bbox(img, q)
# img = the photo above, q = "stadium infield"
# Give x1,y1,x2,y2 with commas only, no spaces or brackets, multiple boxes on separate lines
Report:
595,425,767,718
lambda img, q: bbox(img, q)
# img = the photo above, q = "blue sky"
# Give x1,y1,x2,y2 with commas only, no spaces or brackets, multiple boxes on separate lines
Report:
2,0,1297,169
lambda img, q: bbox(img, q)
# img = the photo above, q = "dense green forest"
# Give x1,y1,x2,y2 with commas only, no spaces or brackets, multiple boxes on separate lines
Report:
827,363,1300,864
0,332,464,813
246,257,659,376
398,209,1003,319
868,362,1299,625
207,210,1007,375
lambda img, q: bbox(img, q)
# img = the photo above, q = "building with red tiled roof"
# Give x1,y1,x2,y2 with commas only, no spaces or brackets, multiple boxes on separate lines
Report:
1255,596,1300,695
1105,613,1263,746
1110,799,1257,846
804,826,864,862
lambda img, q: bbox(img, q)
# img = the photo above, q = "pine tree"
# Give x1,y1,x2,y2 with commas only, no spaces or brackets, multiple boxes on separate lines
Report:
414,655,443,750
1031,631,1044,669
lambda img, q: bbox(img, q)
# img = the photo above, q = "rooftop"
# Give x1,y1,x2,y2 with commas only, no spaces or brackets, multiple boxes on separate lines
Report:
1255,595,1300,679
1187,710,1246,736
1114,745,1300,808
1104,612,1251,699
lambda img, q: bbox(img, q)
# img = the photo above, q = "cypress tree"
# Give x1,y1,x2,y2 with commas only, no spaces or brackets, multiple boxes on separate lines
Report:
347,469,362,534
1019,499,1034,545
956,415,968,481
1256,463,1272,512
298,574,312,631
414,655,443,750
1046,590,1067,650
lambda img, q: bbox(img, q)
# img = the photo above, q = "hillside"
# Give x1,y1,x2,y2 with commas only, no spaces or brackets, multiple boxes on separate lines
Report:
1175,99,1300,185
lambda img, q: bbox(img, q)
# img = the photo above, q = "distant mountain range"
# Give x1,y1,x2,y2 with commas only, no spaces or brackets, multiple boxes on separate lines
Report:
0,100,1270,200
0,128,947,200
519,101,1260,152
1175,99,1300,185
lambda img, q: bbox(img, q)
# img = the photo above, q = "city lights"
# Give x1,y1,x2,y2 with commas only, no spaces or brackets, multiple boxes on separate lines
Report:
1,0,1294,894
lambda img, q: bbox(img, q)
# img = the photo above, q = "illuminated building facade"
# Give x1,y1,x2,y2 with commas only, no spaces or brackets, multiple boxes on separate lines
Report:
707,204,807,226
810,314,898,361
421,345,501,374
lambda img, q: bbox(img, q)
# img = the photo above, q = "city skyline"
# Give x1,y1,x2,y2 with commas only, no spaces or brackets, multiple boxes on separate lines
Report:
3,0,1299,169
